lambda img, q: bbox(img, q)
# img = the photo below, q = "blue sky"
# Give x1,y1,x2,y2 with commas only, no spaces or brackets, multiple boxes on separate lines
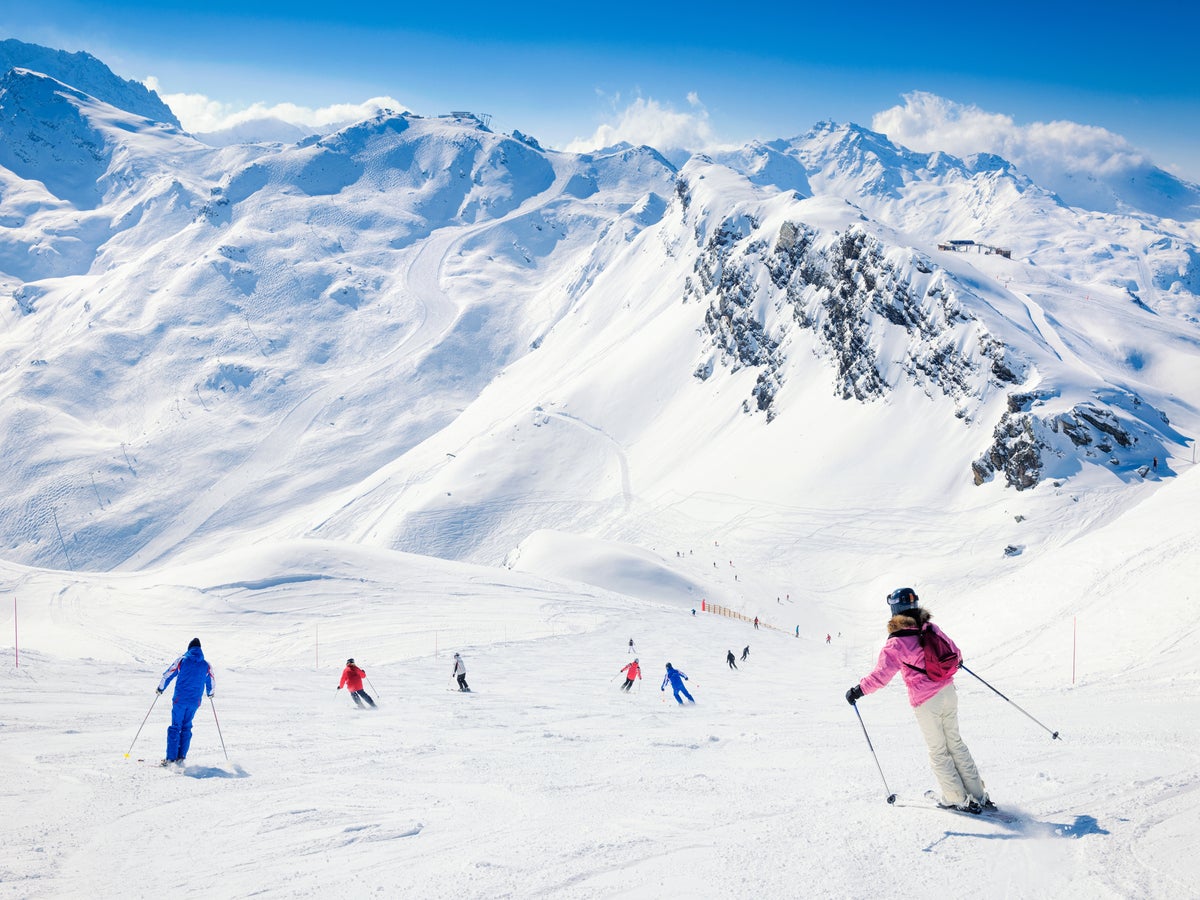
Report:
4,0,1199,181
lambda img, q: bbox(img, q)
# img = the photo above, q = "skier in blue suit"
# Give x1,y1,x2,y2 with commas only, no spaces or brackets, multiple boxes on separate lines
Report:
661,662,695,704
157,637,214,766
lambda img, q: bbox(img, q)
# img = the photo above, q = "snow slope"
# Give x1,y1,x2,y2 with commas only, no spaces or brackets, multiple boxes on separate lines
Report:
3,464,1198,898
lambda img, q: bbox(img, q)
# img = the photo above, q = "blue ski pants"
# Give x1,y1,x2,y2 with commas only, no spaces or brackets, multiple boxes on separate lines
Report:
166,697,201,761
671,684,694,704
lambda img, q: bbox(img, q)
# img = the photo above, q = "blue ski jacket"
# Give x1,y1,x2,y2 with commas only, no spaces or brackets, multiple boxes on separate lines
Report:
158,646,214,702
661,667,688,691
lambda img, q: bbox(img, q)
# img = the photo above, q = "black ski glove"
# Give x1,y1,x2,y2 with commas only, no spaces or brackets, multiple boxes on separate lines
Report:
156,689,163,695
845,685,864,705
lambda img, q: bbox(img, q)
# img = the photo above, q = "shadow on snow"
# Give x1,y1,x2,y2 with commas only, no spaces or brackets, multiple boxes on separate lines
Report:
923,813,1109,851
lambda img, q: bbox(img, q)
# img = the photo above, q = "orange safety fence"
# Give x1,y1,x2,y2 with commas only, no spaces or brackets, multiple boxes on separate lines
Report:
699,598,790,635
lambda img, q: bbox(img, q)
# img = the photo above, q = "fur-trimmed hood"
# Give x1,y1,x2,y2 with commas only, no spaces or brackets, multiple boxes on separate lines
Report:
887,608,931,634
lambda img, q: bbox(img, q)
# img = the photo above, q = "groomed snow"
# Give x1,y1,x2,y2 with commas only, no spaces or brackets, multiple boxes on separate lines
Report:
3,463,1198,898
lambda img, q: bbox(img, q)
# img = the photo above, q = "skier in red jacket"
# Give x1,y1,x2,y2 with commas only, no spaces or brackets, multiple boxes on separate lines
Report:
338,659,376,708
619,659,641,691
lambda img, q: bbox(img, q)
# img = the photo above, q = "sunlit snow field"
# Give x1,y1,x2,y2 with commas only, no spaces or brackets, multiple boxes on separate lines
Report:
4,464,1198,898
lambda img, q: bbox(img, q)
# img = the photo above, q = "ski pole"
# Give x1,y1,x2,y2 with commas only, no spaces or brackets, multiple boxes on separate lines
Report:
851,703,896,803
210,697,229,760
960,663,1061,740
125,692,161,758
366,676,381,699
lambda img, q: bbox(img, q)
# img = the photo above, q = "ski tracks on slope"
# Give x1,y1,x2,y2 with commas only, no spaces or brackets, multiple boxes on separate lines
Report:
1007,283,1106,384
119,160,584,571
544,409,634,510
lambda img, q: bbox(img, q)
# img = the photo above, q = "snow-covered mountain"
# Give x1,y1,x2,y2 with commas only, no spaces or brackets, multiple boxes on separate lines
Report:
193,117,324,147
716,123,1200,312
0,38,179,127
1,49,1198,578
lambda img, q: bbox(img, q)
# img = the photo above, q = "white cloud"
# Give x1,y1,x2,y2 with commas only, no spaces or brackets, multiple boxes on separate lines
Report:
564,94,722,154
870,91,1164,207
143,77,407,135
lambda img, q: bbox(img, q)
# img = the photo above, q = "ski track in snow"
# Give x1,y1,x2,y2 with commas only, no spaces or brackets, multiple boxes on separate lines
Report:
1008,283,1106,384
118,159,582,572
545,409,634,510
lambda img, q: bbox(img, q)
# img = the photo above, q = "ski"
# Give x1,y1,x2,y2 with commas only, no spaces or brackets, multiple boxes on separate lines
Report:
889,794,1020,824
136,758,185,771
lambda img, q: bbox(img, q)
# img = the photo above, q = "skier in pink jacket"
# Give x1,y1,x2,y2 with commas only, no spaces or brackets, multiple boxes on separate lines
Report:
845,587,991,814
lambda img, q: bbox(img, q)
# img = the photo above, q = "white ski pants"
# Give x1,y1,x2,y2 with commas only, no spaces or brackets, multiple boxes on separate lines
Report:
913,682,987,806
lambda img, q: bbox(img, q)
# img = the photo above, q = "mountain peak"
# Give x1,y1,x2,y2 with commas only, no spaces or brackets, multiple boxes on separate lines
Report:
0,67,190,210
0,38,179,126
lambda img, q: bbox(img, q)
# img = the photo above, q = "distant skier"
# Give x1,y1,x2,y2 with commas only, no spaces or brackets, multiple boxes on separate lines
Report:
845,587,992,814
795,625,799,638
753,617,759,630
628,638,637,655
661,663,695,704
826,634,831,644
452,652,470,692
726,650,737,670
338,659,376,708
619,658,641,691
156,637,214,766
741,645,749,661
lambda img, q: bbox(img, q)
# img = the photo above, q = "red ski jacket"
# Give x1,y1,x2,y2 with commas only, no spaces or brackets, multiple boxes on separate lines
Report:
339,665,365,691
621,661,641,680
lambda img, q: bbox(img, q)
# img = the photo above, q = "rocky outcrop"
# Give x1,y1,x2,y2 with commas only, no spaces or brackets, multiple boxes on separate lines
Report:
973,398,1146,490
684,199,1023,419
688,214,783,418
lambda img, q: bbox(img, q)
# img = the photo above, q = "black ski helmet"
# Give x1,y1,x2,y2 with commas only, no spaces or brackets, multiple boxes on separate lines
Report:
347,658,354,665
887,587,919,616
665,662,673,669
188,637,201,650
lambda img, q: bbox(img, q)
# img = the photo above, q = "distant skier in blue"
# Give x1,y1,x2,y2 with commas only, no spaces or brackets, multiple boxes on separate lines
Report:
156,637,214,766
661,663,695,704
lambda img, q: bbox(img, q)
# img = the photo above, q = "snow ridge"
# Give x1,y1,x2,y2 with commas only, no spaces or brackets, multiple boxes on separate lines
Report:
0,38,179,127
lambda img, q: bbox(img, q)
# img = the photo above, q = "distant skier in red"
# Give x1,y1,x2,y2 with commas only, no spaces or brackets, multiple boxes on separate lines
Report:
338,658,376,708
619,658,641,691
